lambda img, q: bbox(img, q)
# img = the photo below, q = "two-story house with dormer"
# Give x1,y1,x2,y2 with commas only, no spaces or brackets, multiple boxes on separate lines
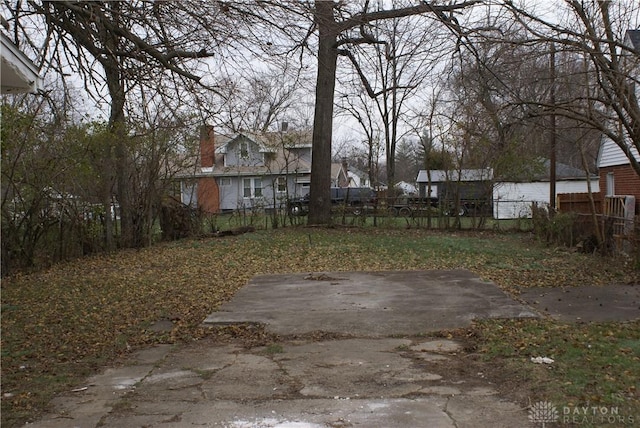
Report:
180,125,313,213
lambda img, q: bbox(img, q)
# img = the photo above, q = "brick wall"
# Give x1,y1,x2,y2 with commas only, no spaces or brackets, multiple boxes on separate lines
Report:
200,125,215,168
197,177,219,214
599,165,640,211
198,124,219,213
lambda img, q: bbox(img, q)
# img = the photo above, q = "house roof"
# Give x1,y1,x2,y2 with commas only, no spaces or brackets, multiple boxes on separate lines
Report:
330,163,344,180
537,159,594,180
211,132,311,177
416,169,494,183
1,32,41,94
209,163,311,177
215,130,312,154
215,133,271,154
625,29,640,53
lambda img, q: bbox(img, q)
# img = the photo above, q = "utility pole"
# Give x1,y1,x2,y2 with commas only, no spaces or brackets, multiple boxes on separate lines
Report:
549,43,557,214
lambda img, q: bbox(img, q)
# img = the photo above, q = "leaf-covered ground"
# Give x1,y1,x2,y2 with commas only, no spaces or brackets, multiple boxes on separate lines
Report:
1,228,638,427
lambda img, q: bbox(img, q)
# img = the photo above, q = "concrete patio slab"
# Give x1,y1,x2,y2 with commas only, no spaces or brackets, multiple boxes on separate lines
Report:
203,269,539,335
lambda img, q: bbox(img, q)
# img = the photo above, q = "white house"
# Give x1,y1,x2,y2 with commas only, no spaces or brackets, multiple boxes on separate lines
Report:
180,126,313,213
330,158,369,188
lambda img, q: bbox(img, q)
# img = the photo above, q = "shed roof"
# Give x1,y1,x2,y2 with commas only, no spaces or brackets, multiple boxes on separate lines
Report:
416,169,493,183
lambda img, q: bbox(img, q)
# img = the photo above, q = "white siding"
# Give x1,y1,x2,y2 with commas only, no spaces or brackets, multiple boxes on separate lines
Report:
216,175,305,212
180,182,197,207
493,180,600,219
598,138,640,168
217,179,241,211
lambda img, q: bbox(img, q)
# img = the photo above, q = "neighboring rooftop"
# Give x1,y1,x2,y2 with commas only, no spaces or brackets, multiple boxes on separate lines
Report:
416,161,592,183
416,169,494,183
625,29,640,53
1,32,41,94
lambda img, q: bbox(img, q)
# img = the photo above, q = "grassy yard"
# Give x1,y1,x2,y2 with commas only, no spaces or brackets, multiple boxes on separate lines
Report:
1,227,638,427
471,318,640,426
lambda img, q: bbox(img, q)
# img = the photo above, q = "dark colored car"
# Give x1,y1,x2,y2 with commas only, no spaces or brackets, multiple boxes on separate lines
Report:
287,187,377,216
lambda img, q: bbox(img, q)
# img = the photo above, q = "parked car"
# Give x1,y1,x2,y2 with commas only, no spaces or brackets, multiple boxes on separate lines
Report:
287,187,377,216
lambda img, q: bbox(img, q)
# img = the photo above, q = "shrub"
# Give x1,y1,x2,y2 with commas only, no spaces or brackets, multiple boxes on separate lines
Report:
531,203,579,247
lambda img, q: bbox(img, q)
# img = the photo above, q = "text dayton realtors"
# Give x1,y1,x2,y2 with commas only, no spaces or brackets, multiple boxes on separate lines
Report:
561,405,635,425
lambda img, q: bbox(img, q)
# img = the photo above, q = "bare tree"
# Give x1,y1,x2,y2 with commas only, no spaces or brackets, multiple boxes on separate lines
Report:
209,66,303,134
502,0,640,176
442,28,551,178
306,0,481,224
350,16,452,189
336,10,453,195
336,88,384,188
4,1,239,247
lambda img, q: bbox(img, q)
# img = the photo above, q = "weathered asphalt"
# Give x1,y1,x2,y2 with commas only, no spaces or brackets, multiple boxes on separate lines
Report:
23,270,638,428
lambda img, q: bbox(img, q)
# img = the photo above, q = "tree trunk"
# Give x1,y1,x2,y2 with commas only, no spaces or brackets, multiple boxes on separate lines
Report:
308,1,338,225
103,32,135,248
580,144,603,248
111,119,135,247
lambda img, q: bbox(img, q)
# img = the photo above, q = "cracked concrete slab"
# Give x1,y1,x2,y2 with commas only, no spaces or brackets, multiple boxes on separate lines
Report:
95,335,532,428
203,269,539,335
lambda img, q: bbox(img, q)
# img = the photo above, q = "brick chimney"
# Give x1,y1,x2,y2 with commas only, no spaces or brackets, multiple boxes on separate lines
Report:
340,157,350,187
197,124,219,213
200,125,215,168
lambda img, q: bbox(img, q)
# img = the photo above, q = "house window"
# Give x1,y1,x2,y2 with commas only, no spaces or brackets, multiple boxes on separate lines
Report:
239,141,249,159
277,176,286,193
243,178,252,198
243,178,263,198
606,172,615,196
254,178,263,197
219,177,231,186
